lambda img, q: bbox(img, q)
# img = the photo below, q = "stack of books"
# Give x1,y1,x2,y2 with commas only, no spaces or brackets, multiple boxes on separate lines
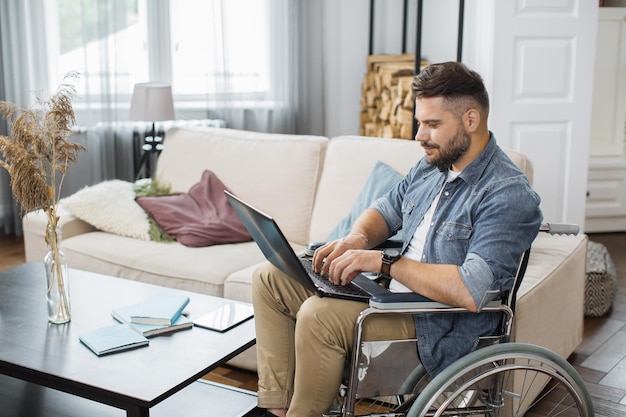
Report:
79,294,192,356
111,294,193,337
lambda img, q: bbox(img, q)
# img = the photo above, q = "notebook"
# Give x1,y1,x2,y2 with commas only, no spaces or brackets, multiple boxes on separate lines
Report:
225,190,415,303
79,323,149,356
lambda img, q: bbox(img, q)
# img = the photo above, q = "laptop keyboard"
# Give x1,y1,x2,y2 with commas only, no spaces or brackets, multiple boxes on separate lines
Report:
300,258,370,297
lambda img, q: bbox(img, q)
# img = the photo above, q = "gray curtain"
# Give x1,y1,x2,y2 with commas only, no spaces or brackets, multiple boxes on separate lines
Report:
0,0,327,235
0,0,49,235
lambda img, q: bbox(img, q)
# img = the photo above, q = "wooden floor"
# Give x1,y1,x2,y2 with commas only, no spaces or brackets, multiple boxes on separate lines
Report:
570,232,626,416
2,232,625,414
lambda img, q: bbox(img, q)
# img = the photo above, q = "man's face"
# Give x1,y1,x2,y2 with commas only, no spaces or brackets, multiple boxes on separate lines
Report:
414,96,470,171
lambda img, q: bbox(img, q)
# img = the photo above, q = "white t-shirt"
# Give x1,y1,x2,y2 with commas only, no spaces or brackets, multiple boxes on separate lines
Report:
389,170,461,292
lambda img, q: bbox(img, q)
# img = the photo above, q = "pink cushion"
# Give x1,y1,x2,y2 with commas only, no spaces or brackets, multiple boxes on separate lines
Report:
135,170,251,247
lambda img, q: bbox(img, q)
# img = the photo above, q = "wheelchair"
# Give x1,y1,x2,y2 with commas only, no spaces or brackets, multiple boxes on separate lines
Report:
324,223,594,417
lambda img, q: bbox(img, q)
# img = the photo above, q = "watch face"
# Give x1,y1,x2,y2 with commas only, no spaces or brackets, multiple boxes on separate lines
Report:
381,248,401,276
383,248,401,258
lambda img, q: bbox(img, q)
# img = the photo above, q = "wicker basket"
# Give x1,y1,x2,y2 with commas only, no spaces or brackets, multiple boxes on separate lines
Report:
584,241,617,317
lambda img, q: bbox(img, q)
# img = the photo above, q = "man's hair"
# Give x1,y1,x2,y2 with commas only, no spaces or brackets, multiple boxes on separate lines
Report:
412,61,489,119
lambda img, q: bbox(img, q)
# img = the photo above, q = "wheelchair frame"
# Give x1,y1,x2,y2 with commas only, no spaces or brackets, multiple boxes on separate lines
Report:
328,223,594,417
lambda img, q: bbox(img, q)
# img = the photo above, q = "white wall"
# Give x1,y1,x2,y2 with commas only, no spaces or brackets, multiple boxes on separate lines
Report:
316,1,598,228
318,0,461,138
317,0,368,138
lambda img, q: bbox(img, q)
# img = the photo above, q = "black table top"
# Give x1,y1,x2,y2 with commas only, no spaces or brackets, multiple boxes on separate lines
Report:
0,262,256,411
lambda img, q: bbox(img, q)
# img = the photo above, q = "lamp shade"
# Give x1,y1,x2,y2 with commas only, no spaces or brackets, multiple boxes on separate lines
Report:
129,82,176,121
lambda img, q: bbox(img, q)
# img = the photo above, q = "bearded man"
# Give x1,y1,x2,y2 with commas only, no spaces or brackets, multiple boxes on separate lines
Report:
250,61,543,417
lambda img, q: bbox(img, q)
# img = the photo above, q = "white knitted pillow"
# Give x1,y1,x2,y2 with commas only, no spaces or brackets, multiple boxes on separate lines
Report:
61,180,151,240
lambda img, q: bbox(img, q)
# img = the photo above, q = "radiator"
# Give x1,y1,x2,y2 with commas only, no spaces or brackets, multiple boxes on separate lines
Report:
62,119,226,197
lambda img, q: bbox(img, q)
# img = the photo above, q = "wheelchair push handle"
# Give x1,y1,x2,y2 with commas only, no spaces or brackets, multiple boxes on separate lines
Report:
539,223,579,236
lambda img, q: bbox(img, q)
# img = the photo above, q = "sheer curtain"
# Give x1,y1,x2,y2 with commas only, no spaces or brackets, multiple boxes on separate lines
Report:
167,0,301,133
0,0,319,235
0,0,137,234
0,0,50,235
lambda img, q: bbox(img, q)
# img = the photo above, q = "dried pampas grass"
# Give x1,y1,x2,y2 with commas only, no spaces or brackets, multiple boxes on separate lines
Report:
0,72,86,244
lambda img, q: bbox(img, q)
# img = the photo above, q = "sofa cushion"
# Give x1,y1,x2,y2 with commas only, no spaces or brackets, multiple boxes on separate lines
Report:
155,127,328,245
505,149,534,185
135,170,251,247
61,232,266,297
60,180,151,241
326,161,403,241
309,136,424,242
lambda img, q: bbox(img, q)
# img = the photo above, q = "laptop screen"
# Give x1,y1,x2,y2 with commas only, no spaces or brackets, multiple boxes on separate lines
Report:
224,191,317,293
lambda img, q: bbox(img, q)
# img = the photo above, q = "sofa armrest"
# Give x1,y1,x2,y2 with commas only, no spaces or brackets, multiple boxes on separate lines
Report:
22,206,96,262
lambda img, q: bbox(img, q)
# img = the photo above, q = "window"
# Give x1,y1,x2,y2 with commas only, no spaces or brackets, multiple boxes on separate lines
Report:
170,0,271,97
52,0,147,97
49,0,283,111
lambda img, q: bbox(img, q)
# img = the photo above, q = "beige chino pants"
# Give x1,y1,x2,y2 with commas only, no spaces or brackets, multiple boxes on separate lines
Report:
252,262,417,417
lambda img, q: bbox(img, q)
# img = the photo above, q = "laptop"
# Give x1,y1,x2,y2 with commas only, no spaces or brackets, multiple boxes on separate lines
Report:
225,190,443,306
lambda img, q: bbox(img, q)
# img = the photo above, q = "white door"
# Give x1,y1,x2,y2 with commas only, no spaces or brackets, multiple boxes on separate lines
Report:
589,8,626,158
585,7,626,232
468,0,599,229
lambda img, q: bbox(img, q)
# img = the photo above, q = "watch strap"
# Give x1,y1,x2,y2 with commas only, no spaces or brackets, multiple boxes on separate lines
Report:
381,250,400,276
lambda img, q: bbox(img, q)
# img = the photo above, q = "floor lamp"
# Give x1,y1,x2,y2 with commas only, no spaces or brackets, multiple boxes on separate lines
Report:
129,82,176,179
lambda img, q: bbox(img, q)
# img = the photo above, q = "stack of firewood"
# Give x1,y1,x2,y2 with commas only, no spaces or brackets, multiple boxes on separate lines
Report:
359,54,428,140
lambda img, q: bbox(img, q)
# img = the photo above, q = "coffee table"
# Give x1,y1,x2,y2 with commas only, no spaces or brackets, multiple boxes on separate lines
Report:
0,262,258,417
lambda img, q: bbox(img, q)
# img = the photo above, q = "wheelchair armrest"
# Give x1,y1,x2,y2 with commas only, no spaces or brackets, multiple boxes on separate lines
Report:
369,292,452,310
369,292,504,311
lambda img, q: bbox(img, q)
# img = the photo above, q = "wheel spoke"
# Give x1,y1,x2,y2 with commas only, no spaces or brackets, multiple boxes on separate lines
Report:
406,344,593,417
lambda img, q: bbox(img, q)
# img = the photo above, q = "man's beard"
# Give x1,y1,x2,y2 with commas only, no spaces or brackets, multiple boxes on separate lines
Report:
423,126,470,171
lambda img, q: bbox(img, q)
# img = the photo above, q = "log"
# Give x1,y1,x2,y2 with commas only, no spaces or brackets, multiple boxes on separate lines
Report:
359,54,428,140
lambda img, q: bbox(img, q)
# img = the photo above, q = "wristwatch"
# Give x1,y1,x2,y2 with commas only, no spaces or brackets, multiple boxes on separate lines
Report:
381,248,401,277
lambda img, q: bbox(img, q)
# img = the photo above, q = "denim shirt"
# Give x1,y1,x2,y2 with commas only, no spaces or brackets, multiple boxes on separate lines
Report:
369,134,542,376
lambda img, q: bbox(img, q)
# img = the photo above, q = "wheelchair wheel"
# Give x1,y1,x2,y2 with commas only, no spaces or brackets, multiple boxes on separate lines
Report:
407,342,593,417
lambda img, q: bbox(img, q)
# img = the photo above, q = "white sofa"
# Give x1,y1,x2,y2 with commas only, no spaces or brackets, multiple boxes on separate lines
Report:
23,127,588,371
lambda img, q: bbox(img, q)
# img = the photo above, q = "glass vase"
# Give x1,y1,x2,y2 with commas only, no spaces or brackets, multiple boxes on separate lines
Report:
44,226,71,324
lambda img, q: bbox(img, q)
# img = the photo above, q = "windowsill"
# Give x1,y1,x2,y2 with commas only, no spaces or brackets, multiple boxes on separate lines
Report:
70,99,287,112
71,100,289,128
